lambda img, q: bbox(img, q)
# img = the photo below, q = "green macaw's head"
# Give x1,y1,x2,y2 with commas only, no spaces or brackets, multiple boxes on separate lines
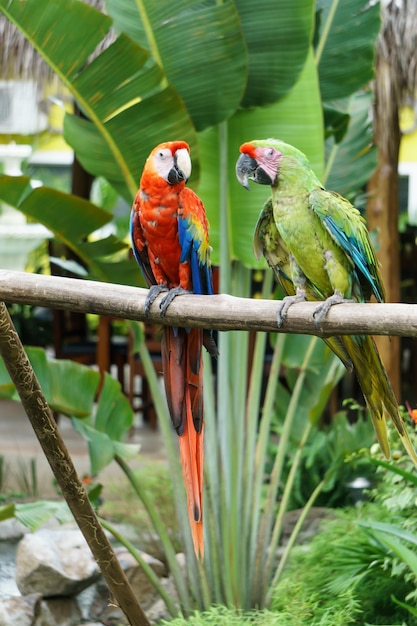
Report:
235,139,307,189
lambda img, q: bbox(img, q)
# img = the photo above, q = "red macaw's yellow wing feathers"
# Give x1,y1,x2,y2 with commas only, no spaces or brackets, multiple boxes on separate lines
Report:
162,326,205,559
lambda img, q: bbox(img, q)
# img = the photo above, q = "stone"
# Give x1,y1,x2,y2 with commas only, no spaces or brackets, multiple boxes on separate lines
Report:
15,529,100,597
146,575,177,624
34,597,82,626
0,593,42,626
0,519,27,542
89,547,166,623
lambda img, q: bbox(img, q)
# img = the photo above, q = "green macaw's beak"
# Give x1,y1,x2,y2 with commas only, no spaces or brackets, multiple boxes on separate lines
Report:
236,153,258,189
236,153,272,189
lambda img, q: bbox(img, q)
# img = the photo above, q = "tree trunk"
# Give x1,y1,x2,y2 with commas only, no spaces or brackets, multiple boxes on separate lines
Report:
367,58,401,398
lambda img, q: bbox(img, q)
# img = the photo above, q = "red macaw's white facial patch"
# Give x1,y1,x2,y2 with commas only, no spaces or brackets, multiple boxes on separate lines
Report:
152,147,192,183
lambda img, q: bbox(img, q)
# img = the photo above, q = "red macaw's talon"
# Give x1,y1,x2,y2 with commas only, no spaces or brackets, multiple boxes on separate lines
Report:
130,141,216,559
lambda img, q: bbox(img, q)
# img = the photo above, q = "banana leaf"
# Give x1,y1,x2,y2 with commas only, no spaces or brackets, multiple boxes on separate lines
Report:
0,0,197,201
0,175,139,284
315,0,380,101
198,47,324,267
105,0,248,131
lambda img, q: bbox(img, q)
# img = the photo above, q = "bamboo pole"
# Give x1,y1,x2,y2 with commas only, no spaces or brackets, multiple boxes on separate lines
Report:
0,300,151,626
0,270,417,337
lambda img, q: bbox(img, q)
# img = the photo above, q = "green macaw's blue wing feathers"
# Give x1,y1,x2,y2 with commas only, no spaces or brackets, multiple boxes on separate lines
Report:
310,189,385,303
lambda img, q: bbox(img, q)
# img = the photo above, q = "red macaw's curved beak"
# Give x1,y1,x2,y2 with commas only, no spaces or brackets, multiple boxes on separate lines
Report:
168,147,191,184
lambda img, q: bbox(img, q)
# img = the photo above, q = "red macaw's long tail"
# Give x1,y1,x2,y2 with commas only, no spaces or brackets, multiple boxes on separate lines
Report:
161,325,204,559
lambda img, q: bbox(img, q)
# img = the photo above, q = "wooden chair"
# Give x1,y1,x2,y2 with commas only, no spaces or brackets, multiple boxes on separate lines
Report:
127,323,163,430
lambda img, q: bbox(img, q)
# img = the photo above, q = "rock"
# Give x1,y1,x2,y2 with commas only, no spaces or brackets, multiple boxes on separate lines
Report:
89,547,166,623
0,593,42,626
35,597,82,626
0,519,27,542
16,529,100,597
281,507,336,546
146,575,177,624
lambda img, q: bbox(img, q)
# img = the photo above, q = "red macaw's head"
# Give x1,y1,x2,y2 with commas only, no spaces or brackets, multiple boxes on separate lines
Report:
145,140,192,186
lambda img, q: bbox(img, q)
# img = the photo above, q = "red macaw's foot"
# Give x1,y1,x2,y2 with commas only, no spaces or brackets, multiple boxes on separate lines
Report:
144,284,169,316
312,290,354,327
276,288,306,328
159,286,191,317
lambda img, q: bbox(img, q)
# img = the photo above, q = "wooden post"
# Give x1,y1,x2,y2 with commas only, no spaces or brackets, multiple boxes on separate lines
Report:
367,58,402,399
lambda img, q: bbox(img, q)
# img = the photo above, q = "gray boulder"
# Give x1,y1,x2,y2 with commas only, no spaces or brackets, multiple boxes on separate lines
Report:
0,593,42,626
16,529,100,597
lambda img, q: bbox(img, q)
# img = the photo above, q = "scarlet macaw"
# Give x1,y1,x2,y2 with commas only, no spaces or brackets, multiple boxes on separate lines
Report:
131,141,216,558
236,138,417,465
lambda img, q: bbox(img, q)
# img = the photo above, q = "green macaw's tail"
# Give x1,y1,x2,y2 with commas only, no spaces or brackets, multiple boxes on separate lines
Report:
341,335,417,465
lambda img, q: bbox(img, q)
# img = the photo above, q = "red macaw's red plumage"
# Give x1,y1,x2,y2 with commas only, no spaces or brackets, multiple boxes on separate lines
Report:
130,141,216,559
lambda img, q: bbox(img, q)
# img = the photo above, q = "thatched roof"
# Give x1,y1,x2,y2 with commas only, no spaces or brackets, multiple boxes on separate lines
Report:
0,0,111,86
377,0,417,106
374,0,417,142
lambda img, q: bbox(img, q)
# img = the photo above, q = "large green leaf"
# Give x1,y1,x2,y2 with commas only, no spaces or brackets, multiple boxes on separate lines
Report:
236,0,315,108
72,373,138,474
0,175,139,284
0,347,98,418
198,47,324,267
105,0,247,131
0,0,197,200
324,91,377,196
0,347,136,473
0,501,72,531
315,0,380,101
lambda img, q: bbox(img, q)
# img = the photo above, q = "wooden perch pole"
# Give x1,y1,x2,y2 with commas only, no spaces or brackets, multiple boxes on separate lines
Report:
1,270,417,337
0,300,150,626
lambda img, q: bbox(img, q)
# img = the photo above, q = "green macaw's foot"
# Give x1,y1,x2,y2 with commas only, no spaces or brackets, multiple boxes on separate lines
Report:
159,286,191,317
312,291,354,327
276,289,307,328
145,284,169,316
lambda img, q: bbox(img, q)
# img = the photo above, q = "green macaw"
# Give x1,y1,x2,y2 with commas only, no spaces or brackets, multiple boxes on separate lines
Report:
236,138,417,465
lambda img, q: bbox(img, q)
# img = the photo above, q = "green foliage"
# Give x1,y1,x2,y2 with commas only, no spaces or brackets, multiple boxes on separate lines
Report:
0,347,137,472
315,0,380,101
0,0,320,271
324,91,378,198
0,499,72,530
276,409,378,510
0,456,39,500
274,507,417,625
100,463,181,560
0,175,138,284
273,430,417,626
162,596,361,625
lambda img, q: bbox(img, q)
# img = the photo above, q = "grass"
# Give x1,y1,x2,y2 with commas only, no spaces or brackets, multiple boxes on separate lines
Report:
0,454,39,501
99,462,182,561
273,506,417,626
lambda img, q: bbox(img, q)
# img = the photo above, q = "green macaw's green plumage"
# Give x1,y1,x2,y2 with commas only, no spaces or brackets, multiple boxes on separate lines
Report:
236,138,417,466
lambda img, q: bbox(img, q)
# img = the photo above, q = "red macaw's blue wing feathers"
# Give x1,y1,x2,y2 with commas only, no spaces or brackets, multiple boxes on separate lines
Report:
178,187,213,296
